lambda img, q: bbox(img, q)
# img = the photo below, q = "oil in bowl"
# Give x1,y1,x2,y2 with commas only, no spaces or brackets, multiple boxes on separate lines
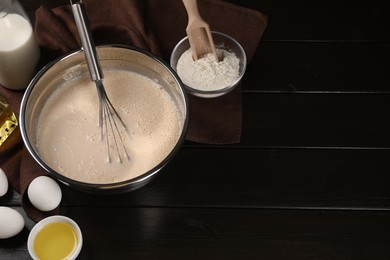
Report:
28,215,82,260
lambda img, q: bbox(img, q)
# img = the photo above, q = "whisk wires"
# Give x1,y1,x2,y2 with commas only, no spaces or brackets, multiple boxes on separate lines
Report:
96,80,130,163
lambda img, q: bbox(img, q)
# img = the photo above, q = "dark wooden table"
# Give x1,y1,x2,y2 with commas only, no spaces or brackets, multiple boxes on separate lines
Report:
1,0,390,259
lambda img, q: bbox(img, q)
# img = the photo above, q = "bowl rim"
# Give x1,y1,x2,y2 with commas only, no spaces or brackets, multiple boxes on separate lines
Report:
170,31,247,96
20,44,189,192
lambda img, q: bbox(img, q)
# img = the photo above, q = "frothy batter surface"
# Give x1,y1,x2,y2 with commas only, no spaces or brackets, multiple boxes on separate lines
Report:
36,69,181,184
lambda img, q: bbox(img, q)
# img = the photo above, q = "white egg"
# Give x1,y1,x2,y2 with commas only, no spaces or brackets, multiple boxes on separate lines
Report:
27,176,62,212
0,168,8,197
0,207,25,239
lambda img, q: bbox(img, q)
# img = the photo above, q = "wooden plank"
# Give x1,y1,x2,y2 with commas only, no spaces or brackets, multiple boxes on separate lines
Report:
240,92,390,148
70,208,390,260
58,148,390,210
3,148,390,210
2,207,389,259
0,189,22,206
225,0,390,42
244,42,390,92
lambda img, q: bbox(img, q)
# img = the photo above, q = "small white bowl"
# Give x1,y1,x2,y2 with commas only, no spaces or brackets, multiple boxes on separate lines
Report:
170,31,247,98
28,215,83,260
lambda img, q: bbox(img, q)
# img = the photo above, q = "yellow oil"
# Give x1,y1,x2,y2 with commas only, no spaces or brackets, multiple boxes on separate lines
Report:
34,222,78,260
0,94,18,146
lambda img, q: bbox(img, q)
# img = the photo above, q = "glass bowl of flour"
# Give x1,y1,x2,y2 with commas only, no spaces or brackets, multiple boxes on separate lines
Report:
170,31,246,98
20,45,189,193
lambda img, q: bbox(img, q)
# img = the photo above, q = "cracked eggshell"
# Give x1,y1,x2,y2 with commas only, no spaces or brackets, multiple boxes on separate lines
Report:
0,207,25,239
27,176,62,212
0,168,8,197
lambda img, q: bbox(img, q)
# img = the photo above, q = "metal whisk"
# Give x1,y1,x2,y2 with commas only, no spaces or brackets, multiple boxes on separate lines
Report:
71,0,130,163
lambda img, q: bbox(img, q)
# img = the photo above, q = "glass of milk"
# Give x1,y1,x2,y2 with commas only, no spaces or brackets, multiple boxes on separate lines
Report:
0,0,40,90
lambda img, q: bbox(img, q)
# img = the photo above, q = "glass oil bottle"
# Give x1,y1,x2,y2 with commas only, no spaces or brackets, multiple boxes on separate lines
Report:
0,93,18,146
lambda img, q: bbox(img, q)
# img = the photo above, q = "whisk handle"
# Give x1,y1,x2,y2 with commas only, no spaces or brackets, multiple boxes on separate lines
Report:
71,0,104,81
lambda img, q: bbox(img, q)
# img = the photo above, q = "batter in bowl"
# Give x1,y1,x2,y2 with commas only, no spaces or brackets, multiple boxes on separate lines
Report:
35,69,181,184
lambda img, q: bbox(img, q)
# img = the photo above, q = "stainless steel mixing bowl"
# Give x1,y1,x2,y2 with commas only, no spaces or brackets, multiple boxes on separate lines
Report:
20,45,188,193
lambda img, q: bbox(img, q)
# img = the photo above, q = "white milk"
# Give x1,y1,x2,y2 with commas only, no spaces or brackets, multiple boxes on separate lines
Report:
0,13,40,90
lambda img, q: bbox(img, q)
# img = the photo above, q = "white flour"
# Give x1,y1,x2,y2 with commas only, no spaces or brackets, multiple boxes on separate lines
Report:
176,48,240,91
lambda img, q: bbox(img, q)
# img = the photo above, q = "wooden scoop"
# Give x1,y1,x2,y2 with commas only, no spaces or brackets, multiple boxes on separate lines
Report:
182,0,218,61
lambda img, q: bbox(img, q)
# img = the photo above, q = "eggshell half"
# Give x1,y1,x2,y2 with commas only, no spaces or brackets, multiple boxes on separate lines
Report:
0,207,25,239
27,176,62,212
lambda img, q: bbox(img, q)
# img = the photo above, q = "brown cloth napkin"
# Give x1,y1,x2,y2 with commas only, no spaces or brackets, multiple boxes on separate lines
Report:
35,0,268,144
1,0,267,222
